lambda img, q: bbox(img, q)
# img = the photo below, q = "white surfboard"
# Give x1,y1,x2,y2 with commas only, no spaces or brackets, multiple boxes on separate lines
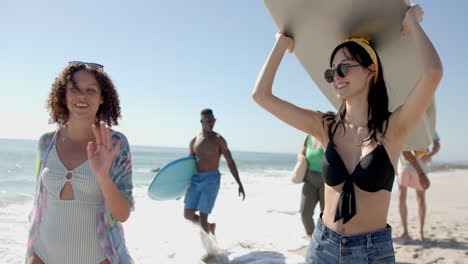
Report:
263,0,436,150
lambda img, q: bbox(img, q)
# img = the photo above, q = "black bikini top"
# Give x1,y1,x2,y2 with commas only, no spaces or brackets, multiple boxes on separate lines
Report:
322,141,395,223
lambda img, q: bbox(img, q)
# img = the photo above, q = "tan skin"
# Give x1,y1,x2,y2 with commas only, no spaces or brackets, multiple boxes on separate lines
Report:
28,70,130,264
253,4,442,235
184,114,245,235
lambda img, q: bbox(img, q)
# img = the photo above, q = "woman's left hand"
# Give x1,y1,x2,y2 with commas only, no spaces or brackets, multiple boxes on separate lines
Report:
401,3,424,38
87,123,121,183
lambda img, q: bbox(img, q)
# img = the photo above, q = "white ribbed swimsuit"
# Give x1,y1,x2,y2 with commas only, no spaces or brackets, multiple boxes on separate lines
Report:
34,143,106,263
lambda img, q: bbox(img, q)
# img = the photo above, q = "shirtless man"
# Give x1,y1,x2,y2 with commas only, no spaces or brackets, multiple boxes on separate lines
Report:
184,109,245,235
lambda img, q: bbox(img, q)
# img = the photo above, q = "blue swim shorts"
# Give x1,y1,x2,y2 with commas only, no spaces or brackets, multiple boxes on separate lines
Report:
184,170,221,214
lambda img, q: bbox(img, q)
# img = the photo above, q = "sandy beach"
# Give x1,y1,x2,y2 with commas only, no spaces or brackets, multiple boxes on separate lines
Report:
290,169,468,264
123,169,468,263
388,169,468,264
1,168,467,263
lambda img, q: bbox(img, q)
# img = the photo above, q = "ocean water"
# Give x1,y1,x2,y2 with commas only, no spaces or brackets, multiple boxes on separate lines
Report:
0,138,296,203
0,138,461,263
0,138,306,263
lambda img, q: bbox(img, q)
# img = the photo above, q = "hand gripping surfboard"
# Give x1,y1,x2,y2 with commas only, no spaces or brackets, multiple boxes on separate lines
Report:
264,0,436,150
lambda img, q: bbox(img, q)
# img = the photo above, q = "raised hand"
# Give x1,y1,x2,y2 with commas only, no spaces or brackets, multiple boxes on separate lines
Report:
401,3,424,38
275,32,294,53
87,123,121,183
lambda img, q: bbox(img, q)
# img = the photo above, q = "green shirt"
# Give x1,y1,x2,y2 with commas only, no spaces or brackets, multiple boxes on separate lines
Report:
305,135,324,172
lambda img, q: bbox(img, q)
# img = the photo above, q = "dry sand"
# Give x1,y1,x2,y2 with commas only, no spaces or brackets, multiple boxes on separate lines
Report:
290,169,468,264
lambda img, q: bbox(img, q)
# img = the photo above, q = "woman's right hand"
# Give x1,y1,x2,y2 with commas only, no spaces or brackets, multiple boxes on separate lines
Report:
275,32,294,53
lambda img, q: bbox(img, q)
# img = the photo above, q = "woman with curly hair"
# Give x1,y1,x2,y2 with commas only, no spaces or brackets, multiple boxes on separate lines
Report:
26,62,134,264
253,4,442,263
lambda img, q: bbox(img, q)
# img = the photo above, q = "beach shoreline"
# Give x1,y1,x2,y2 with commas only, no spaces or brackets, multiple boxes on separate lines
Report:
1,156,467,263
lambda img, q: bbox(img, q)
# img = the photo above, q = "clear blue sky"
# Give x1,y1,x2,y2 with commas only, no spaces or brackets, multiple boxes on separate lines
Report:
0,0,466,162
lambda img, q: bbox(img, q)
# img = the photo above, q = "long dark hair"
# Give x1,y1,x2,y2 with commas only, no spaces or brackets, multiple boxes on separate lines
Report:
322,41,391,144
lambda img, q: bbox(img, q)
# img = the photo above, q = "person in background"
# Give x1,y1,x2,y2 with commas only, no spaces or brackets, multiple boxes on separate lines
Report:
297,135,325,237
397,133,440,241
184,109,245,235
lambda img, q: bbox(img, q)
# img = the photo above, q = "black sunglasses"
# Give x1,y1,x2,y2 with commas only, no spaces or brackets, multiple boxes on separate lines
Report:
202,117,216,123
324,63,361,83
68,61,104,70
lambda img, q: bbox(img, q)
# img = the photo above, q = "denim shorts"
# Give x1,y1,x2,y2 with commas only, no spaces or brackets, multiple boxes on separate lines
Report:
306,216,395,263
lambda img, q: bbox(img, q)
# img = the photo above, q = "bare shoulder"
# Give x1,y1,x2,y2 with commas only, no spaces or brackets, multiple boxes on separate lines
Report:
215,133,227,143
214,133,229,153
215,132,224,140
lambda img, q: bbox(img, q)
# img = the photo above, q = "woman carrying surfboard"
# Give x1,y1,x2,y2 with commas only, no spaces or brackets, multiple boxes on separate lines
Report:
26,62,134,264
253,4,442,263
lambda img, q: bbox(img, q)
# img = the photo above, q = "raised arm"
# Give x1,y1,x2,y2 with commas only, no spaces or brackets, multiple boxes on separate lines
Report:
88,125,132,222
252,33,326,143
390,4,443,145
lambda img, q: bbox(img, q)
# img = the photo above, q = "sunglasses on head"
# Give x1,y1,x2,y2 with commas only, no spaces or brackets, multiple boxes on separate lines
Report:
324,63,361,83
68,61,104,70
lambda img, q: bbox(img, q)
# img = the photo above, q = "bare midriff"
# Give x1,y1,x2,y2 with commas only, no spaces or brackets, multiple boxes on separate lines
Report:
321,184,391,235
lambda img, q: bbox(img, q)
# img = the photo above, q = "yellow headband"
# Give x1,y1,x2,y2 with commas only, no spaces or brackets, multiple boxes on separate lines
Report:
342,37,379,84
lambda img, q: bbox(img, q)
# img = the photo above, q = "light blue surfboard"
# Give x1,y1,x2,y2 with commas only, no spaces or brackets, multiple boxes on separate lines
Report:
148,156,196,201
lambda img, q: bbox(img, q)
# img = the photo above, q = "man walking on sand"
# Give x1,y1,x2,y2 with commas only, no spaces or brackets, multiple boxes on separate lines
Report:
184,108,245,235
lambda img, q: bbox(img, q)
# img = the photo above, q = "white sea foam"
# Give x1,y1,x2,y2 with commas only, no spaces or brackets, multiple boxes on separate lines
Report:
123,175,310,263
0,174,313,263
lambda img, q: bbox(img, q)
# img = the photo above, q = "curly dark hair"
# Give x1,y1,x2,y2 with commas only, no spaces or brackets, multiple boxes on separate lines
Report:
47,63,121,126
